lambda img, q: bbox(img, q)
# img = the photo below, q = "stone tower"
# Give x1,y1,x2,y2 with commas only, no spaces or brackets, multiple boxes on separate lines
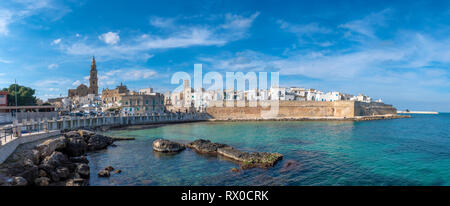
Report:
89,56,98,95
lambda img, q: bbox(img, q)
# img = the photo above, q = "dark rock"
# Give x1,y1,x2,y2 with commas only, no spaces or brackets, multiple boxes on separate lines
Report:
49,171,60,182
38,170,47,177
41,151,69,168
18,164,39,184
186,139,231,153
231,168,240,173
56,167,70,179
112,137,135,141
65,178,88,186
217,147,283,169
12,176,28,186
105,166,114,172
280,160,301,173
87,134,113,151
31,149,41,165
153,139,185,152
34,177,50,186
69,156,89,164
98,169,110,177
38,164,54,174
75,163,90,178
64,136,88,157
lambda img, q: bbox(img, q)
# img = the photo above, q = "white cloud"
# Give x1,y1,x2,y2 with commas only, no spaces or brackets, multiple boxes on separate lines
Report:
149,17,175,28
51,38,61,45
339,8,392,38
278,20,331,36
99,32,120,45
62,13,259,60
0,58,11,64
0,0,70,36
48,63,58,69
222,12,259,30
72,80,81,86
96,68,158,88
201,33,450,80
0,9,13,35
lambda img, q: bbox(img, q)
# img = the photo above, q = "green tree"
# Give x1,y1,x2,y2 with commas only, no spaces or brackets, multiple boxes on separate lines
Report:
1,84,37,106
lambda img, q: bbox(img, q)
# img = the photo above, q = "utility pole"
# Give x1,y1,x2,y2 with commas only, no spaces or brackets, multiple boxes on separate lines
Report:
14,79,18,120
14,79,18,107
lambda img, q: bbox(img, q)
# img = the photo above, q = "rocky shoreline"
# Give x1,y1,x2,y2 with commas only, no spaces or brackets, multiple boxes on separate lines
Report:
207,114,411,122
0,129,120,186
154,139,283,170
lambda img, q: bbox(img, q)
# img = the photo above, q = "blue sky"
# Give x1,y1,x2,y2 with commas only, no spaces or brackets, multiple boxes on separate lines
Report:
1,0,450,111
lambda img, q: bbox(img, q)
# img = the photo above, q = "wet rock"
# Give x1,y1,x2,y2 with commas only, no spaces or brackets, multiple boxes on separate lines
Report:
112,137,135,141
64,136,88,157
38,170,47,177
12,176,28,186
217,147,283,169
35,136,67,159
87,134,113,151
41,151,69,168
98,169,110,177
153,139,185,152
280,160,301,173
31,149,41,165
18,164,39,184
75,163,90,178
231,168,240,173
105,166,114,172
69,156,89,164
56,167,70,179
48,171,60,182
65,178,87,186
34,177,50,186
186,139,231,153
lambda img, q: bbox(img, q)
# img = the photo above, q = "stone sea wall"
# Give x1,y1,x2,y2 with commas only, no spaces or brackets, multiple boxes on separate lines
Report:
206,100,397,120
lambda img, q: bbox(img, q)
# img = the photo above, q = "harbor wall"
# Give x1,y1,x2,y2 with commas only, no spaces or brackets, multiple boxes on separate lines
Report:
206,101,397,120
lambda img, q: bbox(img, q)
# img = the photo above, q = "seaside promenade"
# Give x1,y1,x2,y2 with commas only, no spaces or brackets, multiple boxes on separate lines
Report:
0,113,209,164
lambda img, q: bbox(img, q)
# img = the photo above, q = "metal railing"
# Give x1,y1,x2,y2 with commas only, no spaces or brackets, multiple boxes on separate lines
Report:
0,126,14,146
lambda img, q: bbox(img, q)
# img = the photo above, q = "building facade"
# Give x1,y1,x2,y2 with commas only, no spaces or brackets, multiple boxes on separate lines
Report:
121,91,165,115
68,57,99,97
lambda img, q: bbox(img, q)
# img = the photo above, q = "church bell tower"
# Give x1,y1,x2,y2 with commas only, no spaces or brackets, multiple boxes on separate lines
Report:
89,56,99,95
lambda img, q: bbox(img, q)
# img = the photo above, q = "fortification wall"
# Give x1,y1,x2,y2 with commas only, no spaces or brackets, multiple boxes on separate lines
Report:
354,102,397,116
206,101,396,120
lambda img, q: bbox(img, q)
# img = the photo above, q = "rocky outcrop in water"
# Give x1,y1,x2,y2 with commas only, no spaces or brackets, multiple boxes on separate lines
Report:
217,147,283,169
186,139,231,153
186,139,283,169
97,166,117,178
153,139,185,152
0,129,114,186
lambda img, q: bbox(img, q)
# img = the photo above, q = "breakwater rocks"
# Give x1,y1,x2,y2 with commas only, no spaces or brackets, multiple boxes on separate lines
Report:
154,138,283,169
153,139,185,152
0,129,116,186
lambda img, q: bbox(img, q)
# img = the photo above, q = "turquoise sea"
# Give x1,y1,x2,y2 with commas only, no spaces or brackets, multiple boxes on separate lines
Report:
88,113,450,186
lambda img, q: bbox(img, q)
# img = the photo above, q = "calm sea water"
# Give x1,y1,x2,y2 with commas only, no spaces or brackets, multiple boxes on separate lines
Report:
88,113,450,186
